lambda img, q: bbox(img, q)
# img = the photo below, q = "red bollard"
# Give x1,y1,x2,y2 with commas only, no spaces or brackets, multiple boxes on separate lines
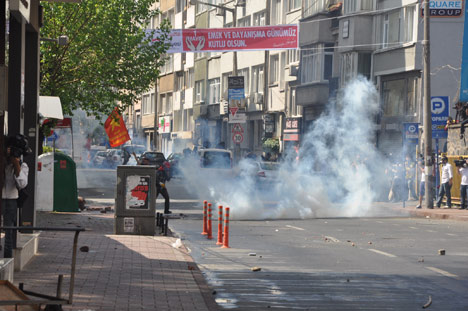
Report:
201,200,208,235
216,205,223,245
207,203,213,240
222,207,230,248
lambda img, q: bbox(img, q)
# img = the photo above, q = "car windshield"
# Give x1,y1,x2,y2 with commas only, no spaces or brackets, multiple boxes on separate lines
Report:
202,151,231,168
144,153,165,161
96,151,106,157
260,162,280,170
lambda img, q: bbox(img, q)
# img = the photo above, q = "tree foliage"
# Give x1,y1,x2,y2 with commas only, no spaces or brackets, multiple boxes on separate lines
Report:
40,0,171,118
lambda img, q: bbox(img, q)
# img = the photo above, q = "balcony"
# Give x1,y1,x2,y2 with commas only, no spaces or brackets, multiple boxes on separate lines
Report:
193,102,208,119
296,82,329,107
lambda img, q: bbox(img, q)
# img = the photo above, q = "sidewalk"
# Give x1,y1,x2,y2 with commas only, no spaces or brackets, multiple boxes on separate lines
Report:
12,210,219,311
374,200,468,221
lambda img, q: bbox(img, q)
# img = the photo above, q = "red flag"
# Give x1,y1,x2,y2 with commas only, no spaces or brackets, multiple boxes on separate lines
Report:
104,107,130,147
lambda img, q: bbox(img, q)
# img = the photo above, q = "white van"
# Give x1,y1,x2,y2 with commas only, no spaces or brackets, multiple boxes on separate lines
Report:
198,148,233,169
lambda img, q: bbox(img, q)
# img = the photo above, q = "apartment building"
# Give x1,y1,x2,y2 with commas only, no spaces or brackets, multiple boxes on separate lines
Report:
126,0,463,157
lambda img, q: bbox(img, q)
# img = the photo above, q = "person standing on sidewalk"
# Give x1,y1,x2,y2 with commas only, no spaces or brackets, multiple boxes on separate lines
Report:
2,135,30,258
416,161,425,209
457,159,468,210
436,156,453,208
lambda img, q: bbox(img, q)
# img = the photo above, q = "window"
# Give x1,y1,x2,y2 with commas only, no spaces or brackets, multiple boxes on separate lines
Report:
252,65,264,94
238,16,250,27
301,44,333,84
253,11,266,26
151,93,155,114
238,68,249,96
381,6,415,48
304,0,326,17
208,78,220,104
136,113,141,130
271,0,281,25
186,69,194,88
344,0,373,14
195,80,205,103
341,52,355,85
404,6,414,42
162,9,175,26
222,72,232,99
176,0,186,13
269,55,279,84
167,93,173,113
142,94,152,115
176,72,184,90
288,49,299,65
161,54,174,74
289,0,301,11
382,76,418,117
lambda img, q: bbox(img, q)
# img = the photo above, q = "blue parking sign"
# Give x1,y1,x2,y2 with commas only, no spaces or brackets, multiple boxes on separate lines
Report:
403,123,419,144
431,96,449,139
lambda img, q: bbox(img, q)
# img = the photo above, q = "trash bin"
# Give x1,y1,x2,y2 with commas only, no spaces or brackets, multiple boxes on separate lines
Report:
53,152,79,212
114,165,157,235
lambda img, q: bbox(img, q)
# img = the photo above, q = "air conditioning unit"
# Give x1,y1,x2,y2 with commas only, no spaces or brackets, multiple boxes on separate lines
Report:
254,93,264,104
289,64,299,77
216,7,225,16
171,132,178,139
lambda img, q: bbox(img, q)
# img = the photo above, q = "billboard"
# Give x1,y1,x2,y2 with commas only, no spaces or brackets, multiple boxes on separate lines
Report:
148,25,299,53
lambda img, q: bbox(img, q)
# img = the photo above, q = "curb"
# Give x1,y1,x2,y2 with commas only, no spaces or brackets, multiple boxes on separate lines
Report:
408,209,468,221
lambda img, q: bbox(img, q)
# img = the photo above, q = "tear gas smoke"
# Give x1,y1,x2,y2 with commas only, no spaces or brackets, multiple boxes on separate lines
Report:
180,77,400,220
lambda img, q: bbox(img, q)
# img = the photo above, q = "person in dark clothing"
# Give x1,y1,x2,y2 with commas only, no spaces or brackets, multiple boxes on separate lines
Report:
458,103,468,138
156,165,171,214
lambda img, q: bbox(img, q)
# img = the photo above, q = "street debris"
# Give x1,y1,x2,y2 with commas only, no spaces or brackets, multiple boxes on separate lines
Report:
351,243,355,247
172,238,183,249
418,257,424,262
248,253,256,256
422,295,432,309
438,249,445,255
79,246,89,252
368,242,372,245
78,196,86,211
346,279,350,282
251,267,261,272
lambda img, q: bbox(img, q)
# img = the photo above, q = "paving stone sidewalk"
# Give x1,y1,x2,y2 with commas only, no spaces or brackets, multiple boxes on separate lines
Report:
12,211,219,311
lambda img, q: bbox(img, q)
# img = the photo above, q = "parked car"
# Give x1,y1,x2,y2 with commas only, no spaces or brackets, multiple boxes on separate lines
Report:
139,151,167,167
92,150,108,167
106,149,123,168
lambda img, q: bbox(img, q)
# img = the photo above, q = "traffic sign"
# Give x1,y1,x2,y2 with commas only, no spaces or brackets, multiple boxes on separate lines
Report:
229,107,238,116
232,133,243,144
232,123,244,134
431,96,449,139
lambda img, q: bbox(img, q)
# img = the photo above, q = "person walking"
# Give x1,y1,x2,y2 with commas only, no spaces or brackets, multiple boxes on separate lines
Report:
457,159,468,210
436,156,453,208
2,135,30,258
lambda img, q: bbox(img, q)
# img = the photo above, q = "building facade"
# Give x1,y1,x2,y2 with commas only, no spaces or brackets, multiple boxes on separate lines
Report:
125,0,464,158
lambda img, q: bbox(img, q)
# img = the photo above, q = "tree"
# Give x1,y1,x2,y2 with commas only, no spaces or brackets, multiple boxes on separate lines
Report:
40,0,171,117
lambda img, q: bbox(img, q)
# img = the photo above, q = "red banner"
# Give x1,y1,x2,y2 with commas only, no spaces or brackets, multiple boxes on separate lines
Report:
104,108,130,148
183,25,298,52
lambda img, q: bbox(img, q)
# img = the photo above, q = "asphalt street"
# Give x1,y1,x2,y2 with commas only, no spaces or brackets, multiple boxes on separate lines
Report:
79,170,468,310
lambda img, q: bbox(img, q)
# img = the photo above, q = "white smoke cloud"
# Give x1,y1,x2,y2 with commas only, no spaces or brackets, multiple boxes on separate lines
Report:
180,77,395,220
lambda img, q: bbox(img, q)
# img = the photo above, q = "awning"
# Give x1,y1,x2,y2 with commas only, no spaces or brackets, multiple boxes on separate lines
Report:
39,96,63,120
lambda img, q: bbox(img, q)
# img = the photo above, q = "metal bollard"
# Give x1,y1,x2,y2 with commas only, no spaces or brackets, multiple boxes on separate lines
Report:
207,203,213,240
201,200,208,235
216,205,223,245
222,207,230,248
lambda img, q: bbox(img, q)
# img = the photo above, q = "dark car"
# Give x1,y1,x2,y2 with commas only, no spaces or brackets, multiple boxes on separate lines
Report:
167,153,183,177
139,151,167,167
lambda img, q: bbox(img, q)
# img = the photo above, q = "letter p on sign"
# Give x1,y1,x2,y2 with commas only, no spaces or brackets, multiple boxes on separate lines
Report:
431,97,446,115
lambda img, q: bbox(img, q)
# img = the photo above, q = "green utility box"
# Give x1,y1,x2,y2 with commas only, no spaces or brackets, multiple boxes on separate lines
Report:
53,152,79,212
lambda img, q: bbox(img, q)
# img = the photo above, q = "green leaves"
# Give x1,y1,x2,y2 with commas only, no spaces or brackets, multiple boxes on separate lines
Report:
40,0,170,118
